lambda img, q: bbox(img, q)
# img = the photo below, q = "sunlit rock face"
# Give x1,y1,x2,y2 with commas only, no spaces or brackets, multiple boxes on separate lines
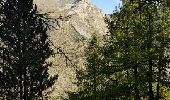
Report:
34,0,108,98
34,0,90,9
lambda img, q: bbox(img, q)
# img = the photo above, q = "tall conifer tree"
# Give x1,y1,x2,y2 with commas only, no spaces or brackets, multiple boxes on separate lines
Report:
103,0,170,99
68,35,105,100
0,0,57,99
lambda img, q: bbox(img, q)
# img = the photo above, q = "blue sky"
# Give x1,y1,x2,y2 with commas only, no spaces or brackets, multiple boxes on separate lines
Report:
91,0,122,14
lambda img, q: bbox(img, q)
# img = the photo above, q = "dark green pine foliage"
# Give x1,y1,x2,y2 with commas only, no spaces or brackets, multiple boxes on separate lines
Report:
68,35,106,100
0,0,58,99
69,0,170,100
103,0,170,99
103,3,148,99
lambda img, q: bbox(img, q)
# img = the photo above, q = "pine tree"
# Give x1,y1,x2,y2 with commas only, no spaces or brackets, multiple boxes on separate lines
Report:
103,0,170,99
68,35,105,100
0,0,58,99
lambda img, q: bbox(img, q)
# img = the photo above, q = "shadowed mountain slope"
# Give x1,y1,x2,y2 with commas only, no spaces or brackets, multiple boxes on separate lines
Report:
34,0,108,98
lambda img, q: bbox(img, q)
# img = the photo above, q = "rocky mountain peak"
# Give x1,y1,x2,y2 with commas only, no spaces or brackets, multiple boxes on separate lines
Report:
34,0,90,9
34,0,108,98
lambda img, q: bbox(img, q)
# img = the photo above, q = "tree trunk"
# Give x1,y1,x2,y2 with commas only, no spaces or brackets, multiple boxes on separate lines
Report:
156,51,163,100
134,66,140,100
23,66,27,100
156,71,160,100
19,74,23,100
148,60,154,100
148,8,154,100
93,60,97,100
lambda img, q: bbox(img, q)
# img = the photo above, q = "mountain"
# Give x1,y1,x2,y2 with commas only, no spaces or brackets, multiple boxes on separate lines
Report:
34,0,108,98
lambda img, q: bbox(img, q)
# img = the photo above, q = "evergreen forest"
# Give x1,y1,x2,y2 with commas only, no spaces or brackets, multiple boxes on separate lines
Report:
0,0,170,100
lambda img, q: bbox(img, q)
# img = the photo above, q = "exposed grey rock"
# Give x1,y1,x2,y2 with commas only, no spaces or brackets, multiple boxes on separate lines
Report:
34,0,108,98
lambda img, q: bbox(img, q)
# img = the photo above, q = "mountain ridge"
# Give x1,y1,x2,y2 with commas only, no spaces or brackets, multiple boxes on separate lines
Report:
34,0,108,98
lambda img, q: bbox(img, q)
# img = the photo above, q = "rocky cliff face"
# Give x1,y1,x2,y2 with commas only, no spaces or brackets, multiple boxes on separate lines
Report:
34,0,108,98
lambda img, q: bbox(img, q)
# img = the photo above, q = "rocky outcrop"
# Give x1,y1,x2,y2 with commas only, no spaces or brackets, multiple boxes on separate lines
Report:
34,0,108,98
